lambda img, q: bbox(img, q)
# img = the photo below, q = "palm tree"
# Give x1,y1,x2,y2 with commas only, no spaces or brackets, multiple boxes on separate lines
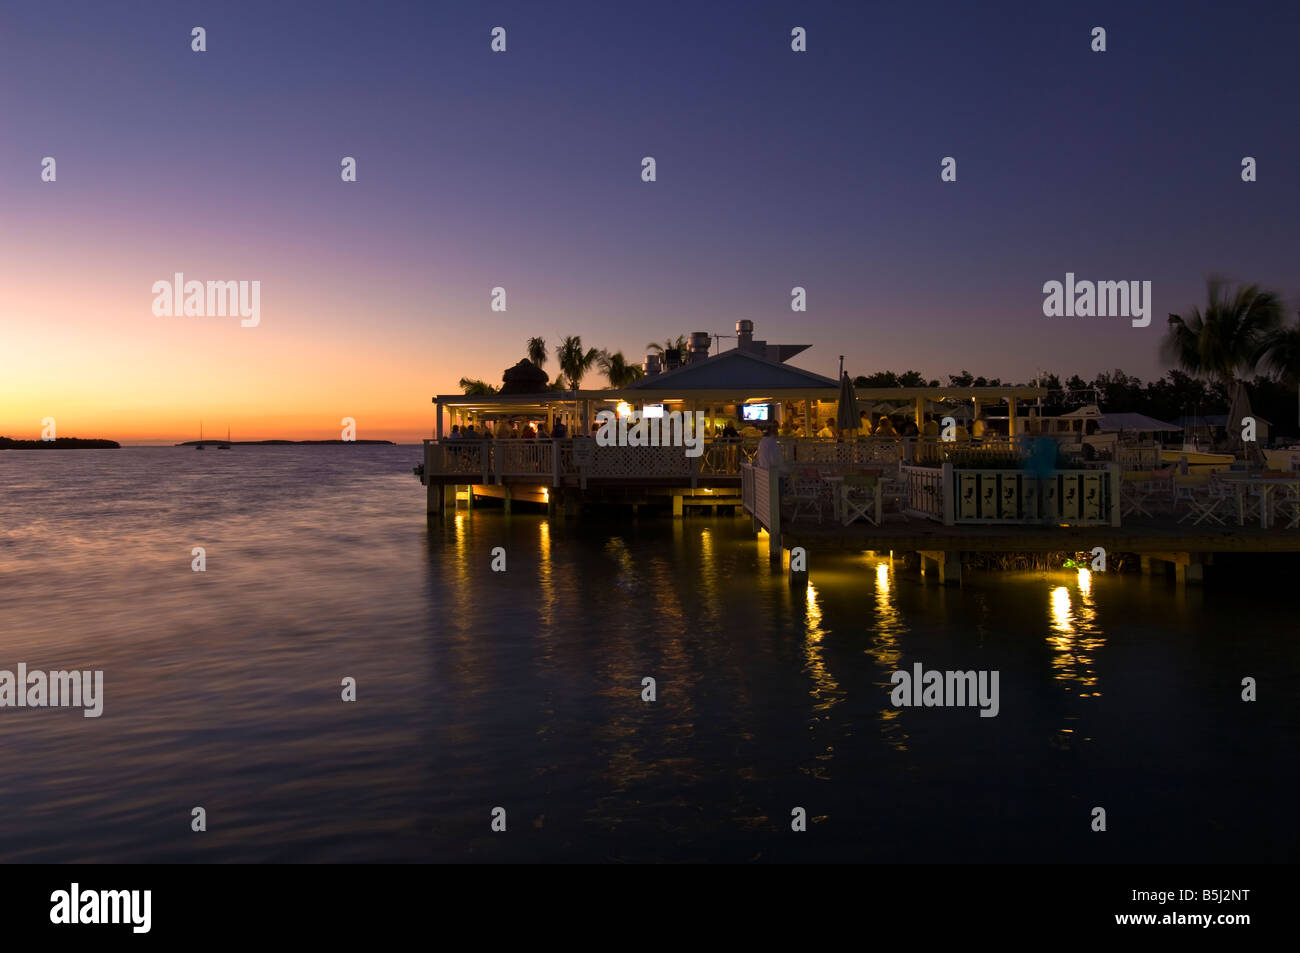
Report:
1258,311,1300,430
458,377,498,396
1164,278,1285,451
526,337,547,368
556,336,599,390
646,335,688,364
597,350,645,388
1163,279,1284,383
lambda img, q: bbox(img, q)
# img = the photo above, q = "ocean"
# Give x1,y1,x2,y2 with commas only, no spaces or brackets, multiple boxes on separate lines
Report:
0,445,1295,862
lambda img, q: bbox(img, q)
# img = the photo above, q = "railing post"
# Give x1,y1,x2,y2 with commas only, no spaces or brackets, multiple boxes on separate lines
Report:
1109,462,1121,527
551,440,560,487
941,461,955,526
482,443,491,486
766,465,782,559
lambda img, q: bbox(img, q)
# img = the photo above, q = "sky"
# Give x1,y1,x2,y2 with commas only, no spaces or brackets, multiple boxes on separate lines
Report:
2,0,1299,443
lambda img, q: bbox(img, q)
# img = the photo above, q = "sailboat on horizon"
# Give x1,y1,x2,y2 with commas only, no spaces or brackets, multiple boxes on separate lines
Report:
196,421,205,450
218,426,231,450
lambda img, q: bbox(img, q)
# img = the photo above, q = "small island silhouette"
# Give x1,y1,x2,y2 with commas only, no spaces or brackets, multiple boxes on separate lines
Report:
0,437,120,449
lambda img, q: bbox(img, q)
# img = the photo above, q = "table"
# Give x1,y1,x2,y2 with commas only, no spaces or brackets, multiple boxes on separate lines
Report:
1213,473,1300,529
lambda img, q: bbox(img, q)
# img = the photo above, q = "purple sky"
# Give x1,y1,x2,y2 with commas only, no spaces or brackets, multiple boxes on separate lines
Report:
3,0,1299,438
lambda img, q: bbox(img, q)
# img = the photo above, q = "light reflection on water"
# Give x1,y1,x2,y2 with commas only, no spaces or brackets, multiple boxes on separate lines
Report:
869,558,910,752
0,447,1295,863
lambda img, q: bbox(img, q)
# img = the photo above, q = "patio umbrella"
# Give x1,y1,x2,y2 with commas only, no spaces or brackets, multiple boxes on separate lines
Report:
1226,379,1265,465
837,373,859,436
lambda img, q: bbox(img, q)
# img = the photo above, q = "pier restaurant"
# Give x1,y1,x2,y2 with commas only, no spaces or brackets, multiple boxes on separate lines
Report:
419,320,1044,514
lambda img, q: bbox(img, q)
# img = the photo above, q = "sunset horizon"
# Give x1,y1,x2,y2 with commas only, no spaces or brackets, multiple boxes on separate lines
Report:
6,2,1297,445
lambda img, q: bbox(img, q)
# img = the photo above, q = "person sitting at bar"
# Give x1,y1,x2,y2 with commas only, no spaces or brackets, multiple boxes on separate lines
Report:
721,420,739,439
902,420,920,438
535,423,549,438
874,416,898,438
448,425,462,440
817,419,836,438
922,415,939,438
551,421,567,439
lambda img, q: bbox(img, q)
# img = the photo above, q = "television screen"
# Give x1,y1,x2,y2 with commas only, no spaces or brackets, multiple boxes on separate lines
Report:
742,404,769,421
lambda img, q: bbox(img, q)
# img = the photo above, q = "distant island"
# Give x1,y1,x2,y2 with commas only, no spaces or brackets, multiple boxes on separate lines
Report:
175,439,396,446
0,437,120,449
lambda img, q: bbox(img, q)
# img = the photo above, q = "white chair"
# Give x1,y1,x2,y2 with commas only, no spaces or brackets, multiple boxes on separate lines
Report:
879,475,910,521
1178,479,1229,526
1121,475,1154,518
840,475,880,526
1240,483,1268,527
1271,482,1300,529
788,469,828,523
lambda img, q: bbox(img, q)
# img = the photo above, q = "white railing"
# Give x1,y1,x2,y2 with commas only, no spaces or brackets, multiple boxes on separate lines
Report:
425,440,490,480
782,438,904,465
494,440,552,477
585,445,693,478
741,463,782,556
741,460,1120,529
948,466,1119,526
421,435,1059,488
901,464,947,521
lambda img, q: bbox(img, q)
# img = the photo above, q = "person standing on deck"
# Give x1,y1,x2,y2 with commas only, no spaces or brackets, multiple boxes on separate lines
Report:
756,426,782,469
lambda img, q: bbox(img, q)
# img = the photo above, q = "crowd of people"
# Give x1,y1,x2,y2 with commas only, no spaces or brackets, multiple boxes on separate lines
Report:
446,421,566,440
445,411,986,443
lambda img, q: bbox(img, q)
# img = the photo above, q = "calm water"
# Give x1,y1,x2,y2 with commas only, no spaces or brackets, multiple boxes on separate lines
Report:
0,446,1295,863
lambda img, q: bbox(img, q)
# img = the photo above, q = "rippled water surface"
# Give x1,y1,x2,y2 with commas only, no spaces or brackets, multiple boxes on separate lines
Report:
0,446,1295,862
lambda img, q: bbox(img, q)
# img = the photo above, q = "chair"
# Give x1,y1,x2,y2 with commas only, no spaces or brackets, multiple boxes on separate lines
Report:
1147,468,1176,514
1272,481,1300,529
1179,477,1229,526
1240,483,1268,527
788,468,829,523
840,474,879,526
1120,471,1155,518
879,474,910,520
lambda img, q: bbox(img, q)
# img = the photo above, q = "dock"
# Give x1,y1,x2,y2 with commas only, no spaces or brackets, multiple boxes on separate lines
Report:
416,435,1300,588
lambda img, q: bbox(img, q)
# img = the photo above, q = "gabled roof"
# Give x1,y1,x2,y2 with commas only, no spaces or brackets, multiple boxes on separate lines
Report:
1098,413,1182,432
1175,414,1271,427
625,347,838,391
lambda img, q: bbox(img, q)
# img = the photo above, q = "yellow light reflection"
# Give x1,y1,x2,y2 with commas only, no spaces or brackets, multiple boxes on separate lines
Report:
868,560,909,750
1046,583,1104,699
537,519,554,633
802,584,841,714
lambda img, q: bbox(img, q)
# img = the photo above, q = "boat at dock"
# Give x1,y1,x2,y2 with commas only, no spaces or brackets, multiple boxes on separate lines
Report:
1160,448,1234,467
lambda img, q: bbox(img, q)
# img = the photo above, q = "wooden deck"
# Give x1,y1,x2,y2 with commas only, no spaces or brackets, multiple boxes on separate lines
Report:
780,515,1300,554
